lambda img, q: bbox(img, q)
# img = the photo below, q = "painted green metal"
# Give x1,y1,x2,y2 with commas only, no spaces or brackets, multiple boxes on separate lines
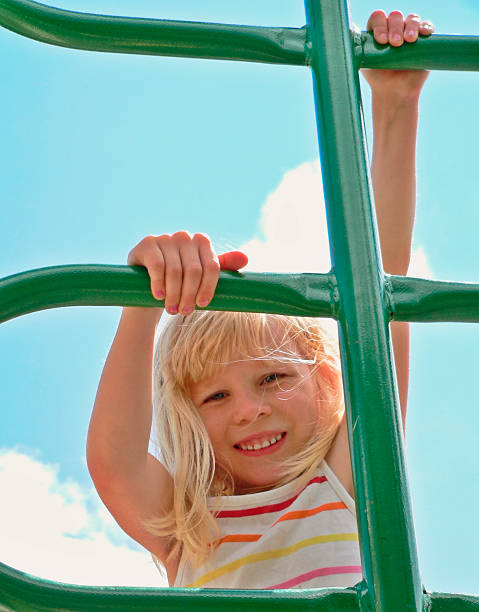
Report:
1,0,479,71
358,31,479,72
427,593,479,612
0,266,335,324
304,1,422,611
0,0,308,65
4,266,479,326
0,562,360,612
1,0,479,611
389,276,479,323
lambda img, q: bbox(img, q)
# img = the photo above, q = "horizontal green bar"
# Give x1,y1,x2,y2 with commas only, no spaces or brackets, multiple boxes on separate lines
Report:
359,31,479,71
428,591,479,611
1,561,478,612
0,562,360,612
389,275,479,322
0,265,335,324
0,0,308,65
1,2,478,73
3,266,479,325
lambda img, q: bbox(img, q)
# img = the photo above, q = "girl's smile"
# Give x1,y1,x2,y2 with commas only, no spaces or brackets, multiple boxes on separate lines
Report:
234,431,287,455
189,357,321,493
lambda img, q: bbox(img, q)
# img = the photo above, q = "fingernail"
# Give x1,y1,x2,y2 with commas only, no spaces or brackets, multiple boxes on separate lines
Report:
155,290,164,300
182,306,193,315
168,305,178,314
392,34,401,43
198,299,209,308
378,33,388,44
406,30,415,38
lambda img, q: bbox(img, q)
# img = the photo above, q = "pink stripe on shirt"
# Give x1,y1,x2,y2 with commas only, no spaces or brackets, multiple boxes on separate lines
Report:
266,565,362,590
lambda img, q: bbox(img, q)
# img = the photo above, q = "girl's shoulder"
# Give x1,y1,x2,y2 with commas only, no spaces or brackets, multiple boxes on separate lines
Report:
325,414,354,498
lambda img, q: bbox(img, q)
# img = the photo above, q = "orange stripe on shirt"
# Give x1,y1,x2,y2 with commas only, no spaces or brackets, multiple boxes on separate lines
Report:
214,502,346,549
271,501,347,527
215,533,261,547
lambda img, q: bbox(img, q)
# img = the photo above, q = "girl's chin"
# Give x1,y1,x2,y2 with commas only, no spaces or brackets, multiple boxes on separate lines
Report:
233,473,284,495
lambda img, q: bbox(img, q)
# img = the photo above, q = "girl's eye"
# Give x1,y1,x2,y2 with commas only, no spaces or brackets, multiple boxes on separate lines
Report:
261,373,284,385
204,391,227,403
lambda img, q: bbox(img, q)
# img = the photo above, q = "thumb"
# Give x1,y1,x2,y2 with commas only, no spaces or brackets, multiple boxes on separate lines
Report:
218,250,248,271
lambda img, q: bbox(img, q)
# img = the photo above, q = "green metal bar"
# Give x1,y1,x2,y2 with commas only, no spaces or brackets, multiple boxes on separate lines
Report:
2,0,479,72
358,31,479,72
390,276,479,323
1,559,479,612
0,0,308,65
0,0,478,609
0,562,360,612
0,265,335,324
303,1,422,611
428,592,479,612
4,267,479,325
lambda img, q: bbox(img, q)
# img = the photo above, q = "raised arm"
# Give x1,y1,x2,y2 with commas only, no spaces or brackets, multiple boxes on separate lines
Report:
362,10,433,427
326,10,433,493
87,233,246,574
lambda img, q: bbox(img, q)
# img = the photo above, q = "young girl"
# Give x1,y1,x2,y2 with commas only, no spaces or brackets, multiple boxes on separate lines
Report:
87,11,434,589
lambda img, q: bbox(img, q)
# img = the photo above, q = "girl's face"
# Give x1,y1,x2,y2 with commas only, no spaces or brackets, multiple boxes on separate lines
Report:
189,355,321,494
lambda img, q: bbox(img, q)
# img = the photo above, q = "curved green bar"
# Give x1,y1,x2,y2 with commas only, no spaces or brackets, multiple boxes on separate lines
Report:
4,266,479,325
0,0,308,65
0,265,335,324
1,561,478,612
359,31,479,71
1,0,479,72
0,562,360,612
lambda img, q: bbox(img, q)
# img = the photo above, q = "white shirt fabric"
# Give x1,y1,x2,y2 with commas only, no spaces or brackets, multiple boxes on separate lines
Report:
173,461,362,589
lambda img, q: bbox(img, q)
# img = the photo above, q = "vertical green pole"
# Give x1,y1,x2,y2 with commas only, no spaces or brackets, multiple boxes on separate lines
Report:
303,1,422,611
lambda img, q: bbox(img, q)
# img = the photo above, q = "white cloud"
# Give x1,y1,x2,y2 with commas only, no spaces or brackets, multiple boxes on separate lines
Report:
241,160,433,279
0,449,167,587
408,245,434,279
242,161,331,273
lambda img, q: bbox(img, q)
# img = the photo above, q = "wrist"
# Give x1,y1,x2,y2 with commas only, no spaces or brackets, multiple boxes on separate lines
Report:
371,90,420,115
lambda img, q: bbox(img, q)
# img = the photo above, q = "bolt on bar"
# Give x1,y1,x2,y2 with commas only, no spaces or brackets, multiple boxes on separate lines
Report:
304,0,422,610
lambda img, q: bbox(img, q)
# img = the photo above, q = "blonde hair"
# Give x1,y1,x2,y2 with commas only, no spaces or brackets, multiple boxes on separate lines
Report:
146,311,344,567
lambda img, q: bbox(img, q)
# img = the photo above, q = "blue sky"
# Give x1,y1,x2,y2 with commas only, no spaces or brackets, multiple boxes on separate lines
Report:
1,0,478,594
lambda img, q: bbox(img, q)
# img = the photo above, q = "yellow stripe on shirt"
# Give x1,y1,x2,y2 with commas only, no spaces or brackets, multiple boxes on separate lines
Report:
185,532,359,588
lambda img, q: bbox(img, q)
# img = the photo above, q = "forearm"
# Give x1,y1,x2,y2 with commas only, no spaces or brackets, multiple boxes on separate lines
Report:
371,94,419,275
370,93,421,420
87,307,162,482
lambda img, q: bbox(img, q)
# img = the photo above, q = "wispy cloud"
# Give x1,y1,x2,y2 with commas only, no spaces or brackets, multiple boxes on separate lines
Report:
0,449,166,587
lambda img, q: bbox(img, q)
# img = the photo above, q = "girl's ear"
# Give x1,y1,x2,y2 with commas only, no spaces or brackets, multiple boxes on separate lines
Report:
316,359,342,401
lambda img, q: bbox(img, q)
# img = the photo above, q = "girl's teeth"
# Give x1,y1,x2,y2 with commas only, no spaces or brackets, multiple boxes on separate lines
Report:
239,433,283,451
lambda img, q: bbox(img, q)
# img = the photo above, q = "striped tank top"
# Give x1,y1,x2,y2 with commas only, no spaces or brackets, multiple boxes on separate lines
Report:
174,461,362,589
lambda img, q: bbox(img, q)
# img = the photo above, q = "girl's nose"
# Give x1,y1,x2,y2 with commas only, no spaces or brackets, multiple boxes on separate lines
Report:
232,390,272,425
